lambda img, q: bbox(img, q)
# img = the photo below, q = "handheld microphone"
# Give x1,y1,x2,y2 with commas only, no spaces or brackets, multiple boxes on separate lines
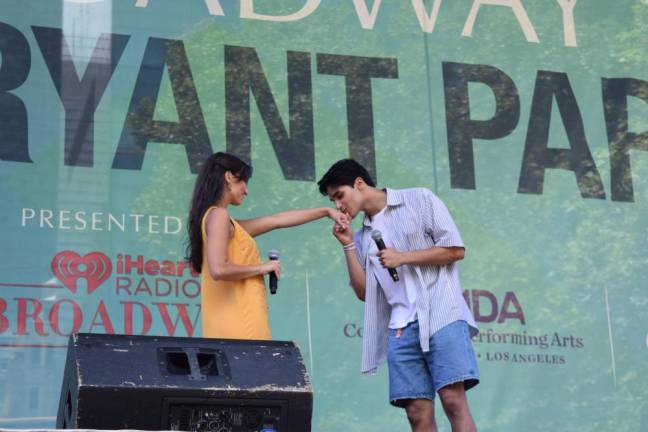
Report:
267,249,280,294
371,230,399,282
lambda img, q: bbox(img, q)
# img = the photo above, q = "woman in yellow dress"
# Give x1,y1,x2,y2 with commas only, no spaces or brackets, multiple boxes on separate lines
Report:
186,152,348,340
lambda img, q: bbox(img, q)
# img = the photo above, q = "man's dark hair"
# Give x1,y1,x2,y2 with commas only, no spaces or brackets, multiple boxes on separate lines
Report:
317,159,376,195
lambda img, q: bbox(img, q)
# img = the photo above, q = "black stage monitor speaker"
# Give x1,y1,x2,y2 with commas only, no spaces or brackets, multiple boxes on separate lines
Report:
56,333,312,431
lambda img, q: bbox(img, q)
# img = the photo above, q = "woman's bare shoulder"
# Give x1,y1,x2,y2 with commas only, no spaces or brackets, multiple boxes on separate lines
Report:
204,207,233,235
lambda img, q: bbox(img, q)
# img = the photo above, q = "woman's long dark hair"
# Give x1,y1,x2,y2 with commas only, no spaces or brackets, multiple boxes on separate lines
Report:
186,152,252,272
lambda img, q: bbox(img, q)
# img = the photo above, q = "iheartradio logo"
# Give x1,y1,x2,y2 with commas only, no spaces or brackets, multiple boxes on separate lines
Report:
51,251,112,294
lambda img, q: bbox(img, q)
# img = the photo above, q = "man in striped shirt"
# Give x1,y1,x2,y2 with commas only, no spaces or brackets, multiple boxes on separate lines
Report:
318,159,479,432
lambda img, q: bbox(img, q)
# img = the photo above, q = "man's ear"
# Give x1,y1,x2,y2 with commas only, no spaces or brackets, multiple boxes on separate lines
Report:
354,176,366,190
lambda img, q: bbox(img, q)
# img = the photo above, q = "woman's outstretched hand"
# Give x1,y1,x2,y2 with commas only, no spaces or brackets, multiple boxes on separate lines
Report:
330,210,353,246
327,208,350,230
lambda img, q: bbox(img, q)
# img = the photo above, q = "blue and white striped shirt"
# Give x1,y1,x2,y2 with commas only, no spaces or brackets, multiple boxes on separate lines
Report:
353,188,477,374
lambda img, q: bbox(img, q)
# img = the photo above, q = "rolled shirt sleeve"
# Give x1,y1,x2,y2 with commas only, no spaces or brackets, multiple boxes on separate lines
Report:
421,189,464,248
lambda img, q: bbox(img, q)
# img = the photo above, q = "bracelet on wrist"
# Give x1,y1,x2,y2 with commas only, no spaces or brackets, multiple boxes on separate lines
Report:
342,242,356,251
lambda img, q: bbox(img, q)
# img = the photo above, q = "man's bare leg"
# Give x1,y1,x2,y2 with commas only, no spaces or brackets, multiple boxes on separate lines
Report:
404,398,437,432
438,382,476,432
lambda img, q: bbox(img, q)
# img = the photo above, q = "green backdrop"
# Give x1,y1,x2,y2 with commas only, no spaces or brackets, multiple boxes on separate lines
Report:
0,1,646,430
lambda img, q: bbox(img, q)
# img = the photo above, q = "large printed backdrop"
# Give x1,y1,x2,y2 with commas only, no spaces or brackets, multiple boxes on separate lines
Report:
0,1,647,430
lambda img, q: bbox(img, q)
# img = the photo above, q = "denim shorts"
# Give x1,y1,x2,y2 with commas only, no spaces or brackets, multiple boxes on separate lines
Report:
387,320,479,407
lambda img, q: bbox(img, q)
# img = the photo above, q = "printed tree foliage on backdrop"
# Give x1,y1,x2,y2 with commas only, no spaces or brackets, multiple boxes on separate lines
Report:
0,1,646,430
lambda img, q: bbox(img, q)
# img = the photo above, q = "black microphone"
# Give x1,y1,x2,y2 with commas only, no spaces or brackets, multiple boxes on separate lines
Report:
371,230,399,282
267,249,280,294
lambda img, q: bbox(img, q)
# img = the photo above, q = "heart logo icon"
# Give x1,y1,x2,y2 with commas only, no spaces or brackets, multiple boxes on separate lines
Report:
51,251,112,294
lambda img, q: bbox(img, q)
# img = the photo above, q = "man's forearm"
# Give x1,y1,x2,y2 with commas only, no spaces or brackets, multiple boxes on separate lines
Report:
399,246,465,267
344,248,366,301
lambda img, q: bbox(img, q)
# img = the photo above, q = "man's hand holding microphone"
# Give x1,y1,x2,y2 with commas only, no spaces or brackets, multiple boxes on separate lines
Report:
332,213,402,282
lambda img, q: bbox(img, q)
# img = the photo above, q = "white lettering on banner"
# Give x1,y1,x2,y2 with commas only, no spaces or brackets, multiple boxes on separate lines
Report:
75,212,87,230
556,0,578,47
20,208,183,235
41,209,54,228
126,0,579,47
240,0,320,22
353,0,383,30
108,213,125,231
149,215,160,234
462,0,540,43
132,214,144,232
59,210,71,229
21,208,35,226
165,217,181,234
92,212,103,231
135,0,225,16
411,0,443,33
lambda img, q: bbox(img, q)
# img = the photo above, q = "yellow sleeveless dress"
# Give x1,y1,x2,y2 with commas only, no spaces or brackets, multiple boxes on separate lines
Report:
200,207,271,340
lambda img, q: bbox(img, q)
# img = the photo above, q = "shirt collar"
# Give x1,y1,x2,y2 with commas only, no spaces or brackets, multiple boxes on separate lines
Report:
362,188,404,227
